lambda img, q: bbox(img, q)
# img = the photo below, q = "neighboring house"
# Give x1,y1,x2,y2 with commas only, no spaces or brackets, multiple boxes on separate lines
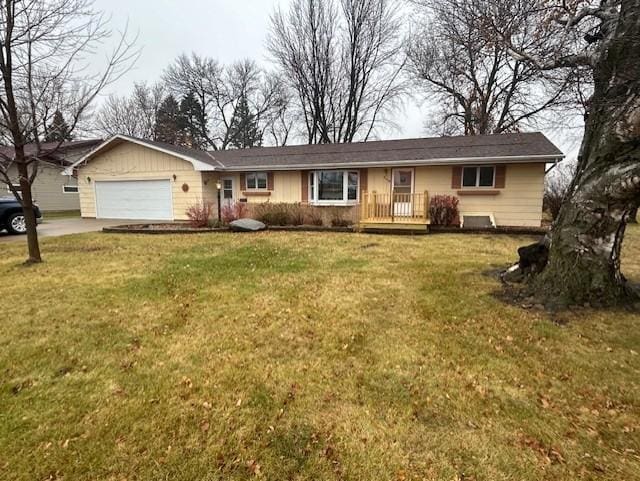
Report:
0,139,102,212
65,133,563,229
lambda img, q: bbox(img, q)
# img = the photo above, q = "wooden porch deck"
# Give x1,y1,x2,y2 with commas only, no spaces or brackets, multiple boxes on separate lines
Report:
358,191,430,232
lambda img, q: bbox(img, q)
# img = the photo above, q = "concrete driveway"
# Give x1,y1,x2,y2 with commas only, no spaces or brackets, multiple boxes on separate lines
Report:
0,218,146,243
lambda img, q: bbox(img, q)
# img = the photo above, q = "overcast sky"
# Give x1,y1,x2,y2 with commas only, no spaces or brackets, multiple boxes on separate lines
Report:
92,0,582,157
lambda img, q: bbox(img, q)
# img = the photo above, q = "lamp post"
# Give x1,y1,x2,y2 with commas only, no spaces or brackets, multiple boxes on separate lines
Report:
216,180,222,222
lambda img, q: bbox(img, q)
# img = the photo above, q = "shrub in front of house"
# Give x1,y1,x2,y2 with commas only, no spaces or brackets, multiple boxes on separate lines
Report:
252,203,304,226
328,207,352,227
247,203,355,227
287,204,306,226
185,201,213,228
304,207,324,226
221,202,249,224
429,195,460,226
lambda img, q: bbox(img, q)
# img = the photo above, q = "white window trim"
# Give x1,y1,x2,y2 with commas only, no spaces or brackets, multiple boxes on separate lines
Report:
246,172,268,190
222,176,235,201
62,185,79,194
308,170,359,206
392,168,415,194
461,165,496,188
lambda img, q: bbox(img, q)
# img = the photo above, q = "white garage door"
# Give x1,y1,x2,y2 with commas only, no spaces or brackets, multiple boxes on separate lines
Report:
95,180,172,220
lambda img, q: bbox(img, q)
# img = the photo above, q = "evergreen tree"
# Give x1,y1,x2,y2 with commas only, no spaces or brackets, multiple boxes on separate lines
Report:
179,92,207,149
228,95,262,149
45,110,72,142
154,95,183,145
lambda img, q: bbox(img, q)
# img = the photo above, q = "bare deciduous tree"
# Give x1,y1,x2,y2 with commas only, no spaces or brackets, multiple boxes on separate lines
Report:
163,53,220,148
95,82,165,139
0,0,138,263
406,0,586,136
255,72,295,147
486,0,640,307
163,54,287,149
264,78,297,147
267,0,406,144
544,161,577,221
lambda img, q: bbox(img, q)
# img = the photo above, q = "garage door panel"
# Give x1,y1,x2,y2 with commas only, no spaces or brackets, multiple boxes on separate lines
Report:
95,180,172,220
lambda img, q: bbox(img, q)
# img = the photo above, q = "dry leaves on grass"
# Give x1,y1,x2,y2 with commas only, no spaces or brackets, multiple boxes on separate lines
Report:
519,435,566,466
247,459,262,476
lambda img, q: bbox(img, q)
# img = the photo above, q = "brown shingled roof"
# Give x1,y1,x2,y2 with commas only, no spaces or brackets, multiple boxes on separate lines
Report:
208,132,563,170
0,139,103,166
67,132,564,173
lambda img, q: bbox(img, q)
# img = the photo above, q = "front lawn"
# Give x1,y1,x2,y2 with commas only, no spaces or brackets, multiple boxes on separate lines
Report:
1,227,639,480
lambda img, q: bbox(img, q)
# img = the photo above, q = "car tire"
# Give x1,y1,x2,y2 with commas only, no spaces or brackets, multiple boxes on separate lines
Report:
6,213,27,235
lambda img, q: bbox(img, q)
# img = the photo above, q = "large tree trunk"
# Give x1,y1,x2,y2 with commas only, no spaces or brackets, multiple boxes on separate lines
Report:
16,159,42,263
531,0,640,308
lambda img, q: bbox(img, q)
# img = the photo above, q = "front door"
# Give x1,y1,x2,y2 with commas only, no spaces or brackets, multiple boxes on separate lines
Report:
392,168,414,217
221,177,235,207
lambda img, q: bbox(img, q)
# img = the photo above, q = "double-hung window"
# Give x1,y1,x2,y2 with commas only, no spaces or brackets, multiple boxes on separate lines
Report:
462,166,495,188
309,170,359,204
246,172,268,190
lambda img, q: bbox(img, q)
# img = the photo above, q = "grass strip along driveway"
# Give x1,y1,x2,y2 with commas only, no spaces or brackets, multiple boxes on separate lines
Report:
1,227,639,480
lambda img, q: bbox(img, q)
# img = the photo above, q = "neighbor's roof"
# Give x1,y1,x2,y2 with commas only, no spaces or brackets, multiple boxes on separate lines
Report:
0,139,103,166
208,132,563,170
68,132,563,173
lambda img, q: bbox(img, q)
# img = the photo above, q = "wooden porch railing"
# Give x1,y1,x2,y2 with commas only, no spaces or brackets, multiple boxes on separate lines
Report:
360,191,429,223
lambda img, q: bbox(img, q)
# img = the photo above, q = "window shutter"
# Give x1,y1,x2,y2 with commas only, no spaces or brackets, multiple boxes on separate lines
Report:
240,173,246,190
451,166,462,189
301,171,309,202
360,168,368,197
267,172,274,190
495,165,506,188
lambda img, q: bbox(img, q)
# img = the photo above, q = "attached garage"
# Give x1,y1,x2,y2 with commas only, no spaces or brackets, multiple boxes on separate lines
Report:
67,136,219,221
95,180,173,220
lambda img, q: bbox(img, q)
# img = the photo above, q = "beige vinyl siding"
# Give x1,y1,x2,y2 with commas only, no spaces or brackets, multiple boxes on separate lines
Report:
77,143,205,220
272,171,302,202
367,163,545,227
367,167,391,194
230,170,302,204
4,163,79,212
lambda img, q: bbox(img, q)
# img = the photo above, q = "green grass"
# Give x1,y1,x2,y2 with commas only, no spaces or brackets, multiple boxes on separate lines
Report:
0,227,639,480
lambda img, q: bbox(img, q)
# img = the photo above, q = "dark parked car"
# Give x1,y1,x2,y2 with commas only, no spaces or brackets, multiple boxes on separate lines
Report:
0,196,42,235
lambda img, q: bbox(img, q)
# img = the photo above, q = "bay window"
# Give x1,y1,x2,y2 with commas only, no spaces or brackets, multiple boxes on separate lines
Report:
309,170,359,204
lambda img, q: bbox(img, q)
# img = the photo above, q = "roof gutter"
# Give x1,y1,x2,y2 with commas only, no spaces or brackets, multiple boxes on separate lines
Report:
212,153,565,172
